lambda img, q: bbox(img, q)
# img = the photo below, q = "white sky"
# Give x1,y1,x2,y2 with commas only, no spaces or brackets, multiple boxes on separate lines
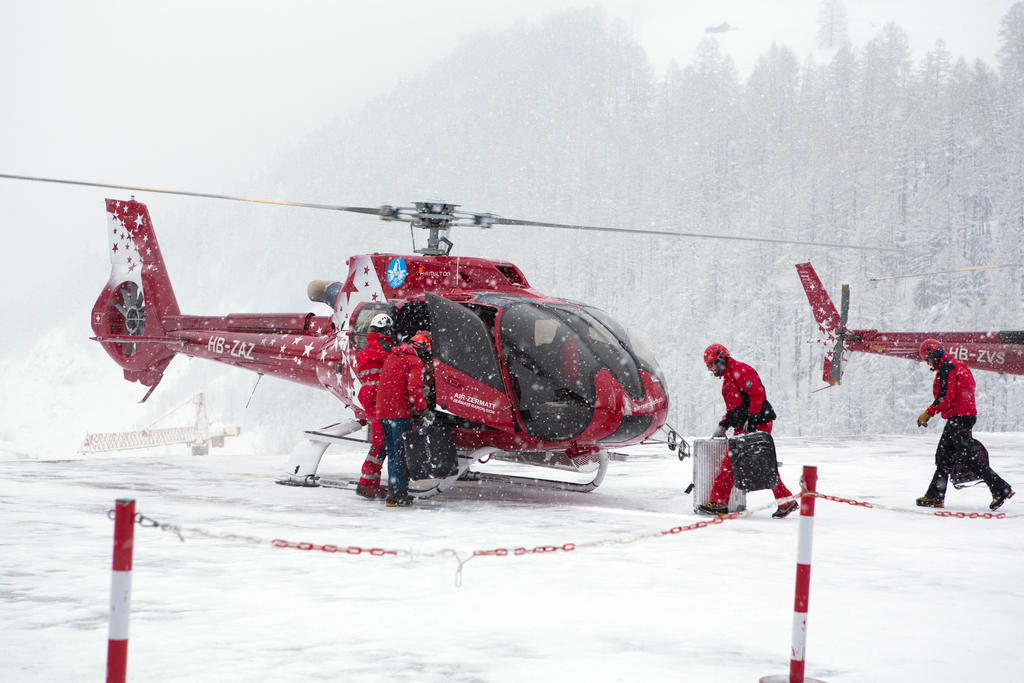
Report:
0,1,1014,192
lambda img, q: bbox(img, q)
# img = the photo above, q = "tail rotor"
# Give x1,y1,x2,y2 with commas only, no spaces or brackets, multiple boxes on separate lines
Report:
796,262,858,387
827,284,851,385
110,281,147,357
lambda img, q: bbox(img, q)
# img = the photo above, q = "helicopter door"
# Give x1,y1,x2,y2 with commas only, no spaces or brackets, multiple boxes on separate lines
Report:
425,293,514,430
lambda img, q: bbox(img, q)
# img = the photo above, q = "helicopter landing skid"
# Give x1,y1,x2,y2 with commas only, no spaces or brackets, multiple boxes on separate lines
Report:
281,439,610,498
406,450,484,499
277,418,367,487
453,448,609,494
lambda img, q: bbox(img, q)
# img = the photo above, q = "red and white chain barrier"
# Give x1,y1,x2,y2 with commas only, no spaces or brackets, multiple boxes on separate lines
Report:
107,499,135,683
812,492,1014,519
109,483,1018,677
119,489,1015,586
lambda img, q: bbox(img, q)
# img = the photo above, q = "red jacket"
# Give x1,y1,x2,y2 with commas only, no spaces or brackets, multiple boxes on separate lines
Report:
375,343,429,419
926,356,976,418
719,357,773,431
355,332,393,414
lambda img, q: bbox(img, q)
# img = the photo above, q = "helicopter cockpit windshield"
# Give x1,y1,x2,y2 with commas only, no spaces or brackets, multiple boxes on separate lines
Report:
499,301,655,441
574,304,666,386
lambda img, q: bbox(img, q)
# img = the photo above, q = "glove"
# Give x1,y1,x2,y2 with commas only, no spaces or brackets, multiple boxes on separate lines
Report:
917,411,931,428
712,424,727,438
421,409,436,426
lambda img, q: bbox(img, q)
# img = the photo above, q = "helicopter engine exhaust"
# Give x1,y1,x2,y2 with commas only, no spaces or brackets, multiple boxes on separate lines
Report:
307,280,342,309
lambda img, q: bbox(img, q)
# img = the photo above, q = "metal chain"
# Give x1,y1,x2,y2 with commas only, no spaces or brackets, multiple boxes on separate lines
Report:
809,492,1018,519
270,539,407,557
110,490,1018,586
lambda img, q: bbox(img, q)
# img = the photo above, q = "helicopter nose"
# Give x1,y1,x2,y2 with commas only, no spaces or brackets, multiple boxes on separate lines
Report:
592,369,668,445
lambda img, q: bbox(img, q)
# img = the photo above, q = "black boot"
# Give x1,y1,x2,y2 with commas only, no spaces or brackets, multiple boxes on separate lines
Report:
697,502,728,516
385,491,414,507
356,484,387,500
772,501,799,518
990,489,1015,511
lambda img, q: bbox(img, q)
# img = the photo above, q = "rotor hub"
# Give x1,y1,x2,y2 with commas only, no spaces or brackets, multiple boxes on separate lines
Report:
411,201,458,255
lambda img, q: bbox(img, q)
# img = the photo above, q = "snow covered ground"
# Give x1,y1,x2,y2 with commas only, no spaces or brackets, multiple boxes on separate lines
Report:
2,432,1021,682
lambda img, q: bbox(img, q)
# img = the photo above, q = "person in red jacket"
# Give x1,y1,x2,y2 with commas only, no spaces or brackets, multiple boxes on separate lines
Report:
915,339,1014,510
698,343,798,518
376,331,434,507
354,313,395,500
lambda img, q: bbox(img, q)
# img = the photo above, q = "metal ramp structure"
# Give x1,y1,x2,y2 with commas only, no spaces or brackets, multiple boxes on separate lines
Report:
80,393,240,455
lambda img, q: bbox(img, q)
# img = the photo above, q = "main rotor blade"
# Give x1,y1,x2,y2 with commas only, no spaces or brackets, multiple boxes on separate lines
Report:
869,263,1021,281
0,173,383,216
0,172,900,253
492,217,900,253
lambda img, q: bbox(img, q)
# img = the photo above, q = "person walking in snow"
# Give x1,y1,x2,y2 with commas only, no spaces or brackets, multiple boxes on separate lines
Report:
698,343,798,518
354,313,395,500
914,339,1014,511
375,331,435,507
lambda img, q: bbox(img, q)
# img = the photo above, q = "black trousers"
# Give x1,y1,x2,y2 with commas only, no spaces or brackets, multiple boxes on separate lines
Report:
925,415,1010,498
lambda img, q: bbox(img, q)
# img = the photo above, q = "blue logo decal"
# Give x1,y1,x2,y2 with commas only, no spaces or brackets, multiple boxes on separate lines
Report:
386,257,408,288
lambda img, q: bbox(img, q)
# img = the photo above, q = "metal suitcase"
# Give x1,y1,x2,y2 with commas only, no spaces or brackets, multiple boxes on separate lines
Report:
727,431,780,491
401,422,459,480
691,438,746,513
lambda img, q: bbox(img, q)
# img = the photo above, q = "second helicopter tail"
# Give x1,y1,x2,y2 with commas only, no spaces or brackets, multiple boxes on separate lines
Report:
796,262,848,386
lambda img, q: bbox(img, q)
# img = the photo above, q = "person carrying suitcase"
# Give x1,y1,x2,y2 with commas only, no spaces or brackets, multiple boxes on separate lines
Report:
915,339,1014,511
698,343,798,518
375,331,435,507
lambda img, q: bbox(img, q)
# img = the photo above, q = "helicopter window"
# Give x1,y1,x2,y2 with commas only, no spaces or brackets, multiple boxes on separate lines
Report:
350,303,392,352
581,305,666,385
495,264,528,287
461,303,499,348
426,294,505,393
532,318,560,345
499,303,600,441
549,304,644,400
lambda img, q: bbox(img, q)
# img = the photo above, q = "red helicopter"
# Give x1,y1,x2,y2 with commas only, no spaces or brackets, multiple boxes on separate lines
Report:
88,196,681,496
1,173,896,498
797,261,1024,386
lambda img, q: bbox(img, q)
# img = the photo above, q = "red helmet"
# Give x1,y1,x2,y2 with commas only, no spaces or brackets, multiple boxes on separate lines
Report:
919,338,944,364
703,343,729,368
410,330,432,352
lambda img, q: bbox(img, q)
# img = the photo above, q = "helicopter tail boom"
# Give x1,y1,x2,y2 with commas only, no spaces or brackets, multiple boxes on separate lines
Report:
91,198,182,396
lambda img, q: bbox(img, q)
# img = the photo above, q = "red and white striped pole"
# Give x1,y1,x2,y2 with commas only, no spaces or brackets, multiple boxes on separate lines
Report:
107,498,135,683
762,465,825,683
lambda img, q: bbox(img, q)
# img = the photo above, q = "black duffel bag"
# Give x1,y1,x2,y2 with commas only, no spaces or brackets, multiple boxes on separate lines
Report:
951,438,988,490
727,431,780,491
401,421,459,480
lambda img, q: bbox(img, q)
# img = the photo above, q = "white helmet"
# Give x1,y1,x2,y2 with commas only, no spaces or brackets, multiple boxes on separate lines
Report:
369,313,393,331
